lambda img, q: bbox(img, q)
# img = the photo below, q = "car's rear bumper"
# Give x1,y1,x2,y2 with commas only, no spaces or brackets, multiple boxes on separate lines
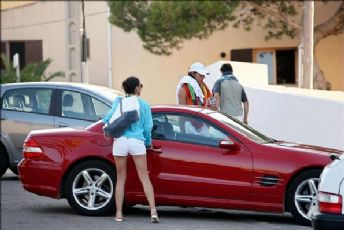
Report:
18,159,63,198
311,212,344,230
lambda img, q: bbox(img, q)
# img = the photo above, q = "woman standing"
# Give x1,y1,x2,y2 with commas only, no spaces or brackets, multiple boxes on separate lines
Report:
102,76,159,223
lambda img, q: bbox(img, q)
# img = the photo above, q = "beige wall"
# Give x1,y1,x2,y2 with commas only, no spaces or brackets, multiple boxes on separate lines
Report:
110,24,299,104
317,35,344,91
1,1,343,105
315,1,344,91
0,1,35,10
83,1,109,87
1,1,66,80
1,1,110,85
108,1,344,104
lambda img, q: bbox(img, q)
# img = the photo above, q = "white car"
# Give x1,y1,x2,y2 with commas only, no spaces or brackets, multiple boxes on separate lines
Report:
311,154,344,230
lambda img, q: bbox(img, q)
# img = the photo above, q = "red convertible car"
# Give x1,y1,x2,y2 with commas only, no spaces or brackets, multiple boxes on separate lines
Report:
18,105,342,225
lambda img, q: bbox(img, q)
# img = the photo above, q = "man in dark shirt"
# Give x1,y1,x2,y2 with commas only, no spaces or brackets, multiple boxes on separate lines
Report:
212,63,249,124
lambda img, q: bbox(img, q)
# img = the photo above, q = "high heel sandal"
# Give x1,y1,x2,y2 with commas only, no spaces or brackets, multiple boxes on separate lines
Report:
114,212,123,222
151,210,159,223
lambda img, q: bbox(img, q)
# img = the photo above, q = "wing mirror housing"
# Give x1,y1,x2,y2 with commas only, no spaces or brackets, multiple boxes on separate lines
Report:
219,139,241,151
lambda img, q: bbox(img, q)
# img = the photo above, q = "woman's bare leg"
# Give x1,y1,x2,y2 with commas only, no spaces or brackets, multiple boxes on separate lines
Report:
114,156,127,218
132,155,157,214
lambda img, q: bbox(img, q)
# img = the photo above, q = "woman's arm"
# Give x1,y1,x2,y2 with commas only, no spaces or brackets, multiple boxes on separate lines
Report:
143,102,153,146
102,97,120,124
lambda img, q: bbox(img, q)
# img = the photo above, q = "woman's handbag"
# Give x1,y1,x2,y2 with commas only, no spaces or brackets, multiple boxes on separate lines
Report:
103,98,139,138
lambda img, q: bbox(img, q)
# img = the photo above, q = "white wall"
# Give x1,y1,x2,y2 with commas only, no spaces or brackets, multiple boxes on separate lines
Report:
204,61,269,88
245,86,344,150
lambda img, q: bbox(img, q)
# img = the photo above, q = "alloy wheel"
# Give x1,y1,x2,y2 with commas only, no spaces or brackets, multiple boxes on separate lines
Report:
294,177,319,220
72,168,113,210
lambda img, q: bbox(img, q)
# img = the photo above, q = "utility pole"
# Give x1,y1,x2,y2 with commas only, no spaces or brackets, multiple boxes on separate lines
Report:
301,1,314,89
65,1,82,82
81,0,88,83
107,5,113,88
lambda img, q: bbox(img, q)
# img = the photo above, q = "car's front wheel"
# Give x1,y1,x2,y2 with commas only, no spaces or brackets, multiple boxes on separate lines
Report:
287,169,321,225
65,160,116,216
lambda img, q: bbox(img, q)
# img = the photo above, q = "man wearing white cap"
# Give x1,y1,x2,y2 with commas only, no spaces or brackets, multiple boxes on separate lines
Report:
176,62,213,136
176,62,212,106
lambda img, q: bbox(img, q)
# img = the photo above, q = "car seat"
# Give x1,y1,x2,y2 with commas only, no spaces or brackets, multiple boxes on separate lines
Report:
153,120,174,140
13,95,26,110
62,94,74,117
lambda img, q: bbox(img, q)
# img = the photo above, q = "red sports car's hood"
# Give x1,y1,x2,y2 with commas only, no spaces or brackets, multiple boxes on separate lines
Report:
267,141,343,156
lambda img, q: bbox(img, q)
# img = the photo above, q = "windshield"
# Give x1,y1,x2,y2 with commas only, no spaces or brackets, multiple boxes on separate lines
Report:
208,111,275,144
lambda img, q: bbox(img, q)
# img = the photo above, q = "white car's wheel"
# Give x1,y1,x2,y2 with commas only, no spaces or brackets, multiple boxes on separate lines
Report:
287,170,321,225
65,160,115,216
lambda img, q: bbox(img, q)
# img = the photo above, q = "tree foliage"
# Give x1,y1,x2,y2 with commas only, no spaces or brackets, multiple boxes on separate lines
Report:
232,1,302,40
108,1,306,55
108,1,239,55
0,53,64,84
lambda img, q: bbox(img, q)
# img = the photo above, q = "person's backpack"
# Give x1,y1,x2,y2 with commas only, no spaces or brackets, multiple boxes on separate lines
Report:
103,98,139,138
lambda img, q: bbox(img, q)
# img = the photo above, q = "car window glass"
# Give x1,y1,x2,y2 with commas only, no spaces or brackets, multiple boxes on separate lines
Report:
61,90,98,121
2,88,52,115
152,114,228,147
208,112,274,144
92,97,110,120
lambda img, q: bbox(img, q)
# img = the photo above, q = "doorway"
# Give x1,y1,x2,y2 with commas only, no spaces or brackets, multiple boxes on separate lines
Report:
276,49,296,84
254,48,296,85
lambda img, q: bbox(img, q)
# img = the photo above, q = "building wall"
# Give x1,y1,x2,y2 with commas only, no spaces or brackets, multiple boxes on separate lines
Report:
1,1,343,105
1,1,67,81
110,16,298,104
315,1,344,91
0,1,35,10
109,1,343,104
83,1,109,87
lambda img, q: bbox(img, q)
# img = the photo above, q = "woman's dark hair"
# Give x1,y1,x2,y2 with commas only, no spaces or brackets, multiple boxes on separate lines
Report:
188,71,196,79
220,63,233,73
122,76,140,94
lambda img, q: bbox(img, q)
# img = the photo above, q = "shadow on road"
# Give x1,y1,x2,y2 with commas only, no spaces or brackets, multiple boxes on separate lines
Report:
1,174,19,181
124,205,301,226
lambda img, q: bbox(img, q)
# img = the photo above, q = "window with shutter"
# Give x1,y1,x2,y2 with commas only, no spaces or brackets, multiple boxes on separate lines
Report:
1,42,7,70
25,40,43,65
230,49,253,62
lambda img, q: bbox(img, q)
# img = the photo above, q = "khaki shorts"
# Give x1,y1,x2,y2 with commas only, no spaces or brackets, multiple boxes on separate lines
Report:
113,136,146,157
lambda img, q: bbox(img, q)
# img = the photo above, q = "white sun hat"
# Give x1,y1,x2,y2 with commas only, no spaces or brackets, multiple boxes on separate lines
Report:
189,62,210,76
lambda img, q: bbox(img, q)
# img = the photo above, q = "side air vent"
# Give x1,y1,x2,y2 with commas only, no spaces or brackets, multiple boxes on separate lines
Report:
256,175,280,187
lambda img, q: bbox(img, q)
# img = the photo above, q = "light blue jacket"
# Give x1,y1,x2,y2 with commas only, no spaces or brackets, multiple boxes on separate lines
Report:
102,96,153,146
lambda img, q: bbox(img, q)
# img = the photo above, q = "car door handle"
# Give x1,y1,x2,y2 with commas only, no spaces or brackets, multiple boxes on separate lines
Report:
0,116,7,120
58,123,69,128
152,148,162,153
148,147,162,154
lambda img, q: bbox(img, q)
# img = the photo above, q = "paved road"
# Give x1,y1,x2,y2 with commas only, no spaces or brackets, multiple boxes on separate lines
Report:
1,170,311,230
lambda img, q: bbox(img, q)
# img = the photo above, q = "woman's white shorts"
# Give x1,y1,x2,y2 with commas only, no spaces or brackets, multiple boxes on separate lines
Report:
113,136,146,157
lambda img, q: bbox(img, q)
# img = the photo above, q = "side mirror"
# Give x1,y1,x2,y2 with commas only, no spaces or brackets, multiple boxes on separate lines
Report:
219,139,241,151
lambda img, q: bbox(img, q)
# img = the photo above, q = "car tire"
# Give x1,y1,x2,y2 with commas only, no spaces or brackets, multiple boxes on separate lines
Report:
287,169,321,225
65,160,116,216
0,145,9,178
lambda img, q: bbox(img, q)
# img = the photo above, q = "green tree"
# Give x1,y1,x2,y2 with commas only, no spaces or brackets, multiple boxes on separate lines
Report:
0,53,64,84
108,1,344,90
108,1,239,55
